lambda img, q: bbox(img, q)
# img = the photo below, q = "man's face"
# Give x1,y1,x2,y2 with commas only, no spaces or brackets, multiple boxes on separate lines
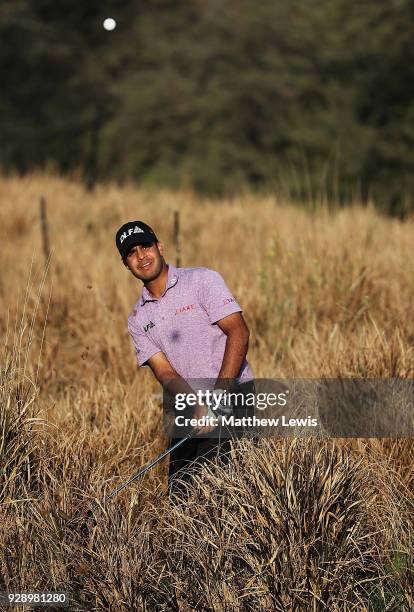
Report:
124,242,165,282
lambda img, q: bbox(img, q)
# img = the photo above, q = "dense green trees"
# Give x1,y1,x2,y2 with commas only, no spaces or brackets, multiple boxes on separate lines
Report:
1,0,412,212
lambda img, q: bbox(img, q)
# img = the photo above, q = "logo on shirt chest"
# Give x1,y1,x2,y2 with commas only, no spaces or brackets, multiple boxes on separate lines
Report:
175,303,196,315
143,320,155,332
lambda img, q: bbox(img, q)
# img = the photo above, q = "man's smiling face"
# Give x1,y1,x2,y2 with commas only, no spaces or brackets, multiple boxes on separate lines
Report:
124,241,165,282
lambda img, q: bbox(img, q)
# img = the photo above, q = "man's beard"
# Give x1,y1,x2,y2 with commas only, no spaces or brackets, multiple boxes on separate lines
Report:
134,257,164,283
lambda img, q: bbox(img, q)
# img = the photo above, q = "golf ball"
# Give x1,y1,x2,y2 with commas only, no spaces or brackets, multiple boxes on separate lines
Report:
103,18,116,31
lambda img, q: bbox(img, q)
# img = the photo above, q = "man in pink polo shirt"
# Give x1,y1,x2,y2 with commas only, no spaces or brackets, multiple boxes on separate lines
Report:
115,220,254,494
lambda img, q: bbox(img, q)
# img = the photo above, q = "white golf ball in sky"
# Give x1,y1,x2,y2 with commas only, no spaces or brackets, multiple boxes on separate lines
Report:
103,18,116,31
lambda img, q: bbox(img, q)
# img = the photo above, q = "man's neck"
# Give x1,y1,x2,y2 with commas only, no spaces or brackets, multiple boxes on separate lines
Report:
144,263,169,299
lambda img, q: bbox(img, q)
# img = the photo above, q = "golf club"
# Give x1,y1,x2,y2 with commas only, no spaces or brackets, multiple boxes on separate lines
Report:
106,431,194,501
83,430,195,519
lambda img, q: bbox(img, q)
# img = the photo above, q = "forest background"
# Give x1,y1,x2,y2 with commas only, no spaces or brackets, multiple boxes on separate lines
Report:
1,0,414,215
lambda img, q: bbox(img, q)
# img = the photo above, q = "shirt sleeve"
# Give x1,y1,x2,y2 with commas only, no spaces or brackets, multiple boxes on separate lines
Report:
128,316,162,367
199,269,243,324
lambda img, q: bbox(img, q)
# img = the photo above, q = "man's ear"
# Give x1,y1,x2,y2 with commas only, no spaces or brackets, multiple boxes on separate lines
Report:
157,241,164,256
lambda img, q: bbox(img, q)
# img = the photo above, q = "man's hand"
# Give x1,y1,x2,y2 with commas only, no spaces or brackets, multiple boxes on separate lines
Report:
193,389,235,435
211,388,233,418
192,403,219,435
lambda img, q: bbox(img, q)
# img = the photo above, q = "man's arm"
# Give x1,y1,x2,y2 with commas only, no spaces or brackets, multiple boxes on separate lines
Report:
196,268,250,388
215,312,250,389
146,351,193,393
146,352,216,433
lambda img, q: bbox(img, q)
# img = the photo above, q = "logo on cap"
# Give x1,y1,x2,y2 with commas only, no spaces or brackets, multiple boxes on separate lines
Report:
119,226,145,244
115,220,158,259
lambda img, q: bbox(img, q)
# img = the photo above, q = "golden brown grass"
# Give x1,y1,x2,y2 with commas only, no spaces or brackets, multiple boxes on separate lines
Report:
0,173,413,610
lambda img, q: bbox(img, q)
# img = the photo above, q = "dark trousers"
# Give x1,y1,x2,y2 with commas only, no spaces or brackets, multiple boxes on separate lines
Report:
168,380,255,498
168,436,231,497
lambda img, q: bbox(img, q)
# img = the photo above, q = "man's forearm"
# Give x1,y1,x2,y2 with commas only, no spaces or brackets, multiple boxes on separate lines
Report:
160,369,197,397
216,328,249,388
158,369,217,433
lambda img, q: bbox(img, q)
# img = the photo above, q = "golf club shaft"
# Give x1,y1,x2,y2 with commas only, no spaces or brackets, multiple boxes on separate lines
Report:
106,431,194,500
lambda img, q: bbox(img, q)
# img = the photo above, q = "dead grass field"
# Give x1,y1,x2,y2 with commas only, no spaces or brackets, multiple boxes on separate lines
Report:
0,173,413,610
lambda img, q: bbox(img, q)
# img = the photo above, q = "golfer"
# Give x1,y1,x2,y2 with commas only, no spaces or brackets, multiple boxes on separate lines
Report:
115,220,254,494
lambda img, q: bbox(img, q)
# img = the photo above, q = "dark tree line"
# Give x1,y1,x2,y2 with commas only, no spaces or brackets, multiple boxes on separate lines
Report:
1,0,413,214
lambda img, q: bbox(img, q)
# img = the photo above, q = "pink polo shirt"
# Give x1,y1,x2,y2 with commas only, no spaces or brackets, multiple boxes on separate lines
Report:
127,264,253,382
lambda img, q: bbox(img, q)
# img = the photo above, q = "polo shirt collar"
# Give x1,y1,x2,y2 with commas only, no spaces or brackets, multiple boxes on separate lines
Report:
140,264,180,305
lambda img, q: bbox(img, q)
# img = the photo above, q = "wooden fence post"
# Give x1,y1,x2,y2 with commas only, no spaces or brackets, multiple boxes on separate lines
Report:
174,210,181,267
40,195,50,263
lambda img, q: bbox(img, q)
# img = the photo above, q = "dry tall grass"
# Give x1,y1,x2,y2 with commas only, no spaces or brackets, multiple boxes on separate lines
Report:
0,173,413,610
